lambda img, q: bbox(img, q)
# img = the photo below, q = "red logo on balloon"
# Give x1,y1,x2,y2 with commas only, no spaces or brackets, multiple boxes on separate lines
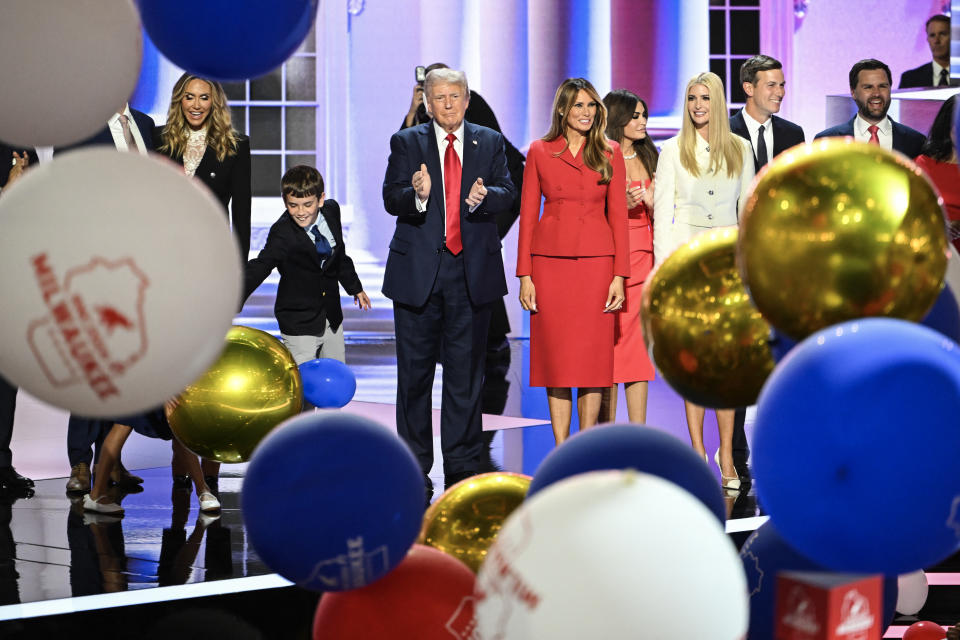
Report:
26,253,149,400
445,595,479,639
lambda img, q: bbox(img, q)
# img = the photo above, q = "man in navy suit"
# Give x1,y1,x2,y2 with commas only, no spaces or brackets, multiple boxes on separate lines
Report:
899,15,957,89
0,144,39,494
815,59,926,158
56,104,156,493
728,55,806,485
382,68,515,501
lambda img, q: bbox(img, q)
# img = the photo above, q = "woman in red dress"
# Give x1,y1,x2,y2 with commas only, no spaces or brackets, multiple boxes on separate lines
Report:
914,95,960,252
601,90,658,424
517,78,630,445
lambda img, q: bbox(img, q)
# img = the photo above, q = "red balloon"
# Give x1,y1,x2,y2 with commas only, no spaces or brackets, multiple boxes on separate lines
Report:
313,544,476,639
903,621,947,640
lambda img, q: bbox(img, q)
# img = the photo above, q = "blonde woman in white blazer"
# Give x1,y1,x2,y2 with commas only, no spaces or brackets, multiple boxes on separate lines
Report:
652,71,755,491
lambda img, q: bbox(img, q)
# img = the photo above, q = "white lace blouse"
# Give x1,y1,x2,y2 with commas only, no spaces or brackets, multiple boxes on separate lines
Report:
183,128,208,177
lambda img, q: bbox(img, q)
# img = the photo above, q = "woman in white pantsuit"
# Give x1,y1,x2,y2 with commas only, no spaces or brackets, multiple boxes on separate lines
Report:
652,71,755,491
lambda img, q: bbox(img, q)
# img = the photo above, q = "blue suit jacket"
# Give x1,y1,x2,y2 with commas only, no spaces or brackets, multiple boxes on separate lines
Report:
814,116,926,158
381,121,515,307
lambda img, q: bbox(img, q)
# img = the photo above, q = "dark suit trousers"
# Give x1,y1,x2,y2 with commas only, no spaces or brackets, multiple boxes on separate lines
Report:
0,375,15,468
67,416,106,467
733,407,750,469
394,251,491,476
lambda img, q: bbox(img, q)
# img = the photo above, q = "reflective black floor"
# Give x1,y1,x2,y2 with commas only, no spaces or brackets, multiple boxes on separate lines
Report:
0,466,263,613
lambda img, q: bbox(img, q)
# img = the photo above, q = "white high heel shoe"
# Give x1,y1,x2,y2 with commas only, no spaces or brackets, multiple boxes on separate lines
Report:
714,449,741,491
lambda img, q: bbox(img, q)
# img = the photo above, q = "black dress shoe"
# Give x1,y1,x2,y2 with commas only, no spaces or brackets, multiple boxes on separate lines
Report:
0,466,34,490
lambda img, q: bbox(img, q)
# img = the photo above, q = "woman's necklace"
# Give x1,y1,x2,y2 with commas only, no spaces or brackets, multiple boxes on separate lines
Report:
623,151,637,160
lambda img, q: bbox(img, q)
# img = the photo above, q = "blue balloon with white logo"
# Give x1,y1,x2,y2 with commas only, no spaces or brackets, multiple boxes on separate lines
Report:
242,412,424,591
299,358,357,408
741,521,897,640
137,0,319,81
753,318,960,575
528,423,726,523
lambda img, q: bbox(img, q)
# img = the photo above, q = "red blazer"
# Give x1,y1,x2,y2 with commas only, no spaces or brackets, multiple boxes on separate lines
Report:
915,155,960,221
516,136,629,277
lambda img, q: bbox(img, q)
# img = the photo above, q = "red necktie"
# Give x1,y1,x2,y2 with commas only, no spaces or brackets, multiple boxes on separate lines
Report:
443,133,462,255
867,125,880,146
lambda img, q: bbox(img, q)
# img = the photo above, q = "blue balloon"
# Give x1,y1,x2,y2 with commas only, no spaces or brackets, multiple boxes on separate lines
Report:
921,285,960,343
299,358,357,408
137,0,319,81
528,424,726,523
242,412,424,591
753,318,960,574
741,521,897,640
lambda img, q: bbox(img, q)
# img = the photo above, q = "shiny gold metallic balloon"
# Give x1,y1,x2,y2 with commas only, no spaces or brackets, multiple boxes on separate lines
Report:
166,325,302,463
642,226,775,408
418,472,530,573
738,138,948,340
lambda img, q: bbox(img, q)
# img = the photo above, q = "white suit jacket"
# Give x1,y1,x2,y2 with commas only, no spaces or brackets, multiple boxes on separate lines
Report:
652,134,755,265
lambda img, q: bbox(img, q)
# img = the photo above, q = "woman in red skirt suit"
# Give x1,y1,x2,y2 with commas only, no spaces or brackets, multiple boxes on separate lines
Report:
517,78,630,445
600,90,658,424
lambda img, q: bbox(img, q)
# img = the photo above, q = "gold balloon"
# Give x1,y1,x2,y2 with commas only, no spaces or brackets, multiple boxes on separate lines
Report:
418,472,530,573
642,226,775,408
738,138,948,340
166,325,302,463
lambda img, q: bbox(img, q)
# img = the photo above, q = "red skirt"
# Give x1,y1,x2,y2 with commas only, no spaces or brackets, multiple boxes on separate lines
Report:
529,255,614,388
613,216,656,383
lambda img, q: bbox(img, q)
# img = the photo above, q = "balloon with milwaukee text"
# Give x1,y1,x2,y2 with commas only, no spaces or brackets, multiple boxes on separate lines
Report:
474,471,748,639
0,149,240,416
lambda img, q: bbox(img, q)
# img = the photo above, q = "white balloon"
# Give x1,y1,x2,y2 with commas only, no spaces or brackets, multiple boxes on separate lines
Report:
0,0,143,147
896,570,929,616
0,148,240,416
474,470,748,640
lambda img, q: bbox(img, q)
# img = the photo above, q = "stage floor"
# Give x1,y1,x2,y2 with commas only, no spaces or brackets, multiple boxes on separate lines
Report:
0,337,955,637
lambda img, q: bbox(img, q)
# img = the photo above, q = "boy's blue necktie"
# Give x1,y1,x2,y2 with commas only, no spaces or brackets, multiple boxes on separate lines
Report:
310,225,332,261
